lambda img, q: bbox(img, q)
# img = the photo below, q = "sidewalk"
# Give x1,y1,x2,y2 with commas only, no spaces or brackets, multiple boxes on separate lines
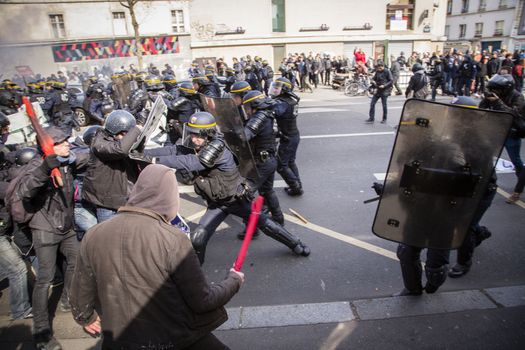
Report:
1,285,524,349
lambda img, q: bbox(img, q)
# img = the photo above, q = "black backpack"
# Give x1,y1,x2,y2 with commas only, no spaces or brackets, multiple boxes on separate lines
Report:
5,168,37,224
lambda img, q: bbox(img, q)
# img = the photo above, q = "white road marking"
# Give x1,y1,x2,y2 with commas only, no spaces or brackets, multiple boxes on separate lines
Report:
497,188,525,209
179,180,288,194
284,214,398,261
301,132,394,139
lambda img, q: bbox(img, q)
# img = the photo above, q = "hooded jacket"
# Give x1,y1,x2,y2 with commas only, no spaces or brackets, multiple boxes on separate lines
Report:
70,164,242,349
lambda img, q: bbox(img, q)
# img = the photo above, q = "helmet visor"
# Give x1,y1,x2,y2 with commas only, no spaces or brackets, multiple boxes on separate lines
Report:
268,81,283,98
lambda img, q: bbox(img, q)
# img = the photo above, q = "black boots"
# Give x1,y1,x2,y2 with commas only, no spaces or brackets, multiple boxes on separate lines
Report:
284,181,303,196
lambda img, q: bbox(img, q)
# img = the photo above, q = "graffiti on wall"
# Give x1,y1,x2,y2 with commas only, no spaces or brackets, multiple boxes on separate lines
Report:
52,36,180,62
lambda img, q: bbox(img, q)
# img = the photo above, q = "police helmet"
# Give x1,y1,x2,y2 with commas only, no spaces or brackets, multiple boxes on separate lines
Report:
0,111,10,128
82,125,102,146
178,81,197,96
26,79,42,94
162,74,178,90
268,77,293,98
50,80,66,89
134,71,147,83
192,75,209,86
15,147,38,166
230,81,252,96
225,68,235,76
89,76,98,83
451,96,478,108
487,74,515,97
262,60,269,66
185,112,217,138
144,75,164,91
204,65,215,76
1,79,18,90
104,110,137,135
242,90,274,110
412,63,424,73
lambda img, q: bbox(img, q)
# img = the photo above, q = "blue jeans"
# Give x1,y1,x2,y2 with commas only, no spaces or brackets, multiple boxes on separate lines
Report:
369,94,388,120
505,137,524,176
96,207,117,223
0,235,32,319
75,205,97,240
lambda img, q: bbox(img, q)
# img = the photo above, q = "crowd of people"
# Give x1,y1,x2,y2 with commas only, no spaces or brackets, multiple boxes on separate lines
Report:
0,46,524,350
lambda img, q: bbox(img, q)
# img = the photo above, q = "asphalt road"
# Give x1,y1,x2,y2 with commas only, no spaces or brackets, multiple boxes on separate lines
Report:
1,86,525,349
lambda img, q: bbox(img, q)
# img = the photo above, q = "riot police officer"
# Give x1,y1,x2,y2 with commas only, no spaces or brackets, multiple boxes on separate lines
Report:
229,80,252,106
244,66,261,91
86,76,106,121
27,79,47,108
42,80,79,134
142,112,310,264
162,74,179,98
128,75,173,124
192,74,220,98
204,65,222,95
241,91,284,225
270,77,303,196
223,68,237,93
167,81,203,144
261,60,274,96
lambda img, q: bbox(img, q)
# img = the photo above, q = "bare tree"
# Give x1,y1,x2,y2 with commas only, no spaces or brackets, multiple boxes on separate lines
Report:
120,0,144,70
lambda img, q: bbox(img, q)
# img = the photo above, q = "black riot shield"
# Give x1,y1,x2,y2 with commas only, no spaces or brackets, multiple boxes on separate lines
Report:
199,95,259,180
130,96,168,152
372,99,513,250
111,73,132,108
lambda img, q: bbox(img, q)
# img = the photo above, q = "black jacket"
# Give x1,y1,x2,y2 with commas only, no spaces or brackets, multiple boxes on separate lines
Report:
18,154,88,233
479,90,525,138
372,68,393,96
82,127,141,210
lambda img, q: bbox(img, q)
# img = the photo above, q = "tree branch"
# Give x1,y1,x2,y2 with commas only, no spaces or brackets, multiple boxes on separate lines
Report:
119,1,130,9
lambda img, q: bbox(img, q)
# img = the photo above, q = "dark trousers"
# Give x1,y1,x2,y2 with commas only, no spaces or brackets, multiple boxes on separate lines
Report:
505,137,524,176
431,79,442,100
457,77,472,96
32,230,78,334
277,135,301,186
300,74,307,90
249,156,282,219
369,94,388,121
392,76,402,94
514,170,525,193
397,244,450,292
324,70,331,85
456,184,496,265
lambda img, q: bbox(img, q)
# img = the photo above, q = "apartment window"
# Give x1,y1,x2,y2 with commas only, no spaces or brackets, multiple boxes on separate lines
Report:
272,0,285,32
475,22,483,36
499,0,507,9
112,12,127,36
386,0,415,31
447,0,452,14
49,14,66,39
444,25,450,38
495,20,504,36
171,10,185,33
479,0,486,11
459,24,467,38
461,0,469,13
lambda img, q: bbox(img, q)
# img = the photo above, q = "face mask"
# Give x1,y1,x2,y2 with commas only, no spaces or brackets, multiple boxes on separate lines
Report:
57,152,76,165
1,133,8,144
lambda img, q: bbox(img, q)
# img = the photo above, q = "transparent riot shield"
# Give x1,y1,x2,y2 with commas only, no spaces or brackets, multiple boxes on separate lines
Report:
111,73,132,108
372,99,513,250
200,95,259,180
6,103,49,146
130,96,168,152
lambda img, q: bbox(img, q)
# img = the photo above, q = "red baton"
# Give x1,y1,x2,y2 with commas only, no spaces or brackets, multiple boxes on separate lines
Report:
22,96,63,188
234,195,264,271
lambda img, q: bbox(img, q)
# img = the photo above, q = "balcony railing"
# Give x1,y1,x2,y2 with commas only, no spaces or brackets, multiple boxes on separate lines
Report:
494,29,504,36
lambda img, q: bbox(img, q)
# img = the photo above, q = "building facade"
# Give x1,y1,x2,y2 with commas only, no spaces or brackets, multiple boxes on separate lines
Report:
0,0,448,77
445,0,524,52
0,0,192,77
189,0,448,69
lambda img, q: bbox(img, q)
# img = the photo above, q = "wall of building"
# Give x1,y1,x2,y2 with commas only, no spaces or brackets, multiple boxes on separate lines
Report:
189,0,448,66
0,0,192,77
445,0,518,51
